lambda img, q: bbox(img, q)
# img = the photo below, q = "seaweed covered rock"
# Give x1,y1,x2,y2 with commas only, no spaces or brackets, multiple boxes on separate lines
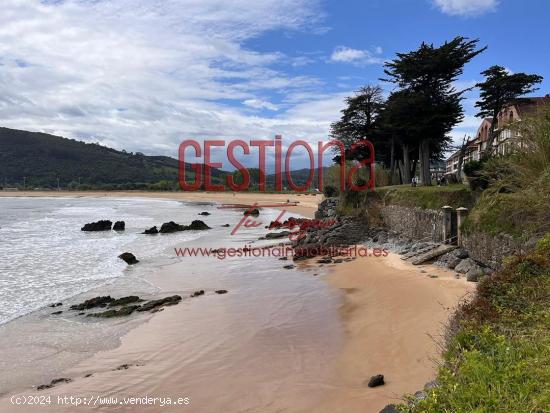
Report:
88,305,141,318
137,295,182,311
81,220,112,231
70,296,114,310
108,296,142,306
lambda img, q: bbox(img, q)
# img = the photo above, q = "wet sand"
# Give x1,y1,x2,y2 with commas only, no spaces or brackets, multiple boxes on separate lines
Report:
0,191,321,219
0,192,474,413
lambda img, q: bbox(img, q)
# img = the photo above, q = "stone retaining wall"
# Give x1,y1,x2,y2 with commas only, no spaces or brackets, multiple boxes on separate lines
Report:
380,205,444,243
461,232,531,269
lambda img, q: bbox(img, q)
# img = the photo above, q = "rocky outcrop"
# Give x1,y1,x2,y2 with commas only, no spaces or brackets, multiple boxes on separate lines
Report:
265,231,291,239
70,296,114,310
118,252,139,265
244,208,260,216
160,221,186,233
137,295,182,311
81,220,112,231
108,296,142,306
188,220,211,230
159,220,211,233
198,211,211,216
292,217,369,259
113,221,125,230
315,197,339,219
37,378,72,391
143,226,159,234
88,305,141,318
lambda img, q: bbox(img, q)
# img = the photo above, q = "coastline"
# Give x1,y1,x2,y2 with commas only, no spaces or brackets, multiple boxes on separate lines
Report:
0,192,474,413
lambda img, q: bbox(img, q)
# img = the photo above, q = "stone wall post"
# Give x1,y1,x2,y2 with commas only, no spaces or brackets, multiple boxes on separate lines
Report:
442,206,453,244
456,207,469,246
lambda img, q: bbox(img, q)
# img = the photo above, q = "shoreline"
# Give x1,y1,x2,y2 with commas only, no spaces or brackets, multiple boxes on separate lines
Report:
0,192,474,412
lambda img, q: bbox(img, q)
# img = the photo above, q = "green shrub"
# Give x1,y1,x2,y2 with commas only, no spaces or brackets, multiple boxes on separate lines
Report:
323,185,338,198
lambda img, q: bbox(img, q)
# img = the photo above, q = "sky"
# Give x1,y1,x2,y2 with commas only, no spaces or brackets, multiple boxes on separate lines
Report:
1,0,549,170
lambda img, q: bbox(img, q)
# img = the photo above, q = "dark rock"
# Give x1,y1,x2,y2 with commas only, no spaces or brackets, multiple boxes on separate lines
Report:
37,378,72,391
88,305,140,318
118,252,139,265
265,231,291,239
78,312,85,315
138,295,183,311
221,224,231,227
113,221,125,231
466,268,484,282
367,374,385,388
333,258,344,263
190,290,205,298
414,390,427,401
215,290,228,294
379,405,402,413
48,302,62,307
424,380,438,390
317,257,333,264
84,373,93,378
455,258,481,274
244,208,260,216
278,257,288,260
143,226,159,234
70,296,114,311
116,364,131,370
455,248,469,259
198,211,211,216
283,265,295,269
81,220,112,231
51,311,62,315
108,296,142,307
188,220,211,230
160,221,186,233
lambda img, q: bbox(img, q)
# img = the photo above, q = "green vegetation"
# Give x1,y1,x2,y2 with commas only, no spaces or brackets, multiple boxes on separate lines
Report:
400,234,550,412
330,37,486,185
0,127,226,190
375,184,475,209
463,107,550,239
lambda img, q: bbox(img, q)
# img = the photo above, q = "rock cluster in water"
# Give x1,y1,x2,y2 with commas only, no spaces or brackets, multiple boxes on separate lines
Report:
81,220,112,231
68,294,182,318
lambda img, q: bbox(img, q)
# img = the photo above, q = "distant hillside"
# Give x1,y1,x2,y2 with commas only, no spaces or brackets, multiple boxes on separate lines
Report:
0,127,226,189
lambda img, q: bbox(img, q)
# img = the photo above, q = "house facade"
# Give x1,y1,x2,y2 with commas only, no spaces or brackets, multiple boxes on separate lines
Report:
445,95,550,176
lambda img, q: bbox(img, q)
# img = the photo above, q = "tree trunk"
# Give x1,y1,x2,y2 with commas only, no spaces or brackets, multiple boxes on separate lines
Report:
389,136,396,185
397,160,404,184
401,143,411,184
419,139,431,185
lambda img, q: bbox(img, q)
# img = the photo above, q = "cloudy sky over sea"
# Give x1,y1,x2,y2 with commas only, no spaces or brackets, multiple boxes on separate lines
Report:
1,0,549,166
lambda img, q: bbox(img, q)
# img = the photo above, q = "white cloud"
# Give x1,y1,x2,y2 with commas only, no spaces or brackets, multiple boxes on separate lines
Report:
329,46,384,65
243,99,279,111
432,0,498,17
0,0,338,166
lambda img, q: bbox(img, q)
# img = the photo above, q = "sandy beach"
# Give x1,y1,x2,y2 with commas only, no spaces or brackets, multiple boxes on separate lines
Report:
0,191,474,413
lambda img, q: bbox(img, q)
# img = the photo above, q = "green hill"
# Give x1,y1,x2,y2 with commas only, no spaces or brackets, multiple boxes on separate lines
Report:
0,127,227,190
